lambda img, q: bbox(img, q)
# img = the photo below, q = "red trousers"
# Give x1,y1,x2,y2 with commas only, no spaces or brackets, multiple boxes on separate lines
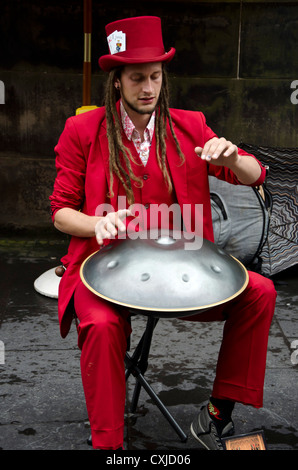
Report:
74,271,276,449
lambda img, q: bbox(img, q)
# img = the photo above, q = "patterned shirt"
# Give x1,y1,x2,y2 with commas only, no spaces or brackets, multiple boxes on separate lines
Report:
120,100,155,166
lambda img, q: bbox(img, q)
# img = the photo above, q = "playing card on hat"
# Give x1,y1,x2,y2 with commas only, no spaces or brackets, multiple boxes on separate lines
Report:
107,30,126,55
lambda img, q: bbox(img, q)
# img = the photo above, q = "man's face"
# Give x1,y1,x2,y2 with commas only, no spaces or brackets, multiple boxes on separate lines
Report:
116,62,163,116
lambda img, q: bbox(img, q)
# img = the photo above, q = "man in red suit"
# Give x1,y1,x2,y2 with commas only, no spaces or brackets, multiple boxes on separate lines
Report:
50,16,276,450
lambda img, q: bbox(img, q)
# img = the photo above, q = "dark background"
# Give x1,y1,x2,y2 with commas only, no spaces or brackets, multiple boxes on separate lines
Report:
0,0,297,234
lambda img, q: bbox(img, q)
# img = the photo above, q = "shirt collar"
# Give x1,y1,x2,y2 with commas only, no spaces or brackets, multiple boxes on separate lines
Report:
120,100,155,142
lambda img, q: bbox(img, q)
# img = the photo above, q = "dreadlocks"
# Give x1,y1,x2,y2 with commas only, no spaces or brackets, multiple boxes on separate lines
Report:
104,66,185,206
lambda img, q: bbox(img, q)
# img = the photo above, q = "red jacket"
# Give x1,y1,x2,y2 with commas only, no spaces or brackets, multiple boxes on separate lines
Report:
50,105,266,337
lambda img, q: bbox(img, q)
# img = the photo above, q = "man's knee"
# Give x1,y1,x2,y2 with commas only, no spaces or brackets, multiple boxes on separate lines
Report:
247,271,277,301
242,272,277,327
83,309,125,336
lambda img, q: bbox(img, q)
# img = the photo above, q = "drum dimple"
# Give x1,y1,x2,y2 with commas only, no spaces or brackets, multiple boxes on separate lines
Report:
107,260,118,269
156,236,176,245
211,265,222,273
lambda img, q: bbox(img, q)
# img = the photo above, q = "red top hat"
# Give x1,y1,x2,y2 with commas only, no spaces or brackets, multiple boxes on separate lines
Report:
98,16,175,72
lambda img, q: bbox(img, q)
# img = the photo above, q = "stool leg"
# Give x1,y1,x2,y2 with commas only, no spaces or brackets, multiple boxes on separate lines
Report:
125,317,188,442
130,316,156,412
125,320,151,381
130,380,142,413
133,366,188,443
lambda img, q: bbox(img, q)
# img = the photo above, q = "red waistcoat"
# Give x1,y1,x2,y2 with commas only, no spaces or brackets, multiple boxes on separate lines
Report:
117,131,180,233
50,104,265,337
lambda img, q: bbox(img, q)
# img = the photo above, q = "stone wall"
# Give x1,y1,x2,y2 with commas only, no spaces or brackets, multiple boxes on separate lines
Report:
0,0,297,233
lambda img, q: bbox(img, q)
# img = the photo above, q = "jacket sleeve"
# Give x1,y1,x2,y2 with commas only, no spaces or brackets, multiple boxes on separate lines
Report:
49,117,87,221
202,114,266,187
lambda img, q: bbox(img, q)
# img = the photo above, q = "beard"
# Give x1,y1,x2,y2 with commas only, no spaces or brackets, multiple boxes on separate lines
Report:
121,92,159,116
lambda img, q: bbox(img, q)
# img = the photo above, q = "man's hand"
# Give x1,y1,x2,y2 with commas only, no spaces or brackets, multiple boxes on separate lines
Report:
95,209,132,245
195,137,240,168
195,137,262,185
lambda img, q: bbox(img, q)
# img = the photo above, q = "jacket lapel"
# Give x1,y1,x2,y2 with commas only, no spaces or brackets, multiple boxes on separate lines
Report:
165,120,188,204
98,118,120,210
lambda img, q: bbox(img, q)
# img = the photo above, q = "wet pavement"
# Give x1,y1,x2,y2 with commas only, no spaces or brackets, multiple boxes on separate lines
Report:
0,237,297,451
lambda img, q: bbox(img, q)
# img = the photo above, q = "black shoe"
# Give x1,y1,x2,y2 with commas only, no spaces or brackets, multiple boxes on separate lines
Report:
190,405,235,450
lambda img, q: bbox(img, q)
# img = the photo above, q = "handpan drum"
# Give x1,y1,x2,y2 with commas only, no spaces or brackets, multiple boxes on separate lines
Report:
80,230,249,318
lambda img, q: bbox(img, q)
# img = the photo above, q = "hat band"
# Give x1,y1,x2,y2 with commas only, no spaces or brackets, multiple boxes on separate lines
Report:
112,46,166,59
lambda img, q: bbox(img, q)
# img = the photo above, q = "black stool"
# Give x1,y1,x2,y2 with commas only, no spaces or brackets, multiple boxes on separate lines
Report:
124,314,188,442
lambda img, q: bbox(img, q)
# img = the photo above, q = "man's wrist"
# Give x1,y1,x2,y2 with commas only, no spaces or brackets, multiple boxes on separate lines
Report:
224,152,242,170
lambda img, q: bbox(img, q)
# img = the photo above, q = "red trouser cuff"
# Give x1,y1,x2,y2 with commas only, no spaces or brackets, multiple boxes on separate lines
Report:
91,426,124,450
212,381,263,409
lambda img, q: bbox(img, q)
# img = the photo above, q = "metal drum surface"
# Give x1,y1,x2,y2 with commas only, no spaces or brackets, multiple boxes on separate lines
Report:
80,231,248,318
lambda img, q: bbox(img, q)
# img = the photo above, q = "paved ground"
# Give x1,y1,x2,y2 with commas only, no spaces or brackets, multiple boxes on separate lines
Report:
0,237,297,451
